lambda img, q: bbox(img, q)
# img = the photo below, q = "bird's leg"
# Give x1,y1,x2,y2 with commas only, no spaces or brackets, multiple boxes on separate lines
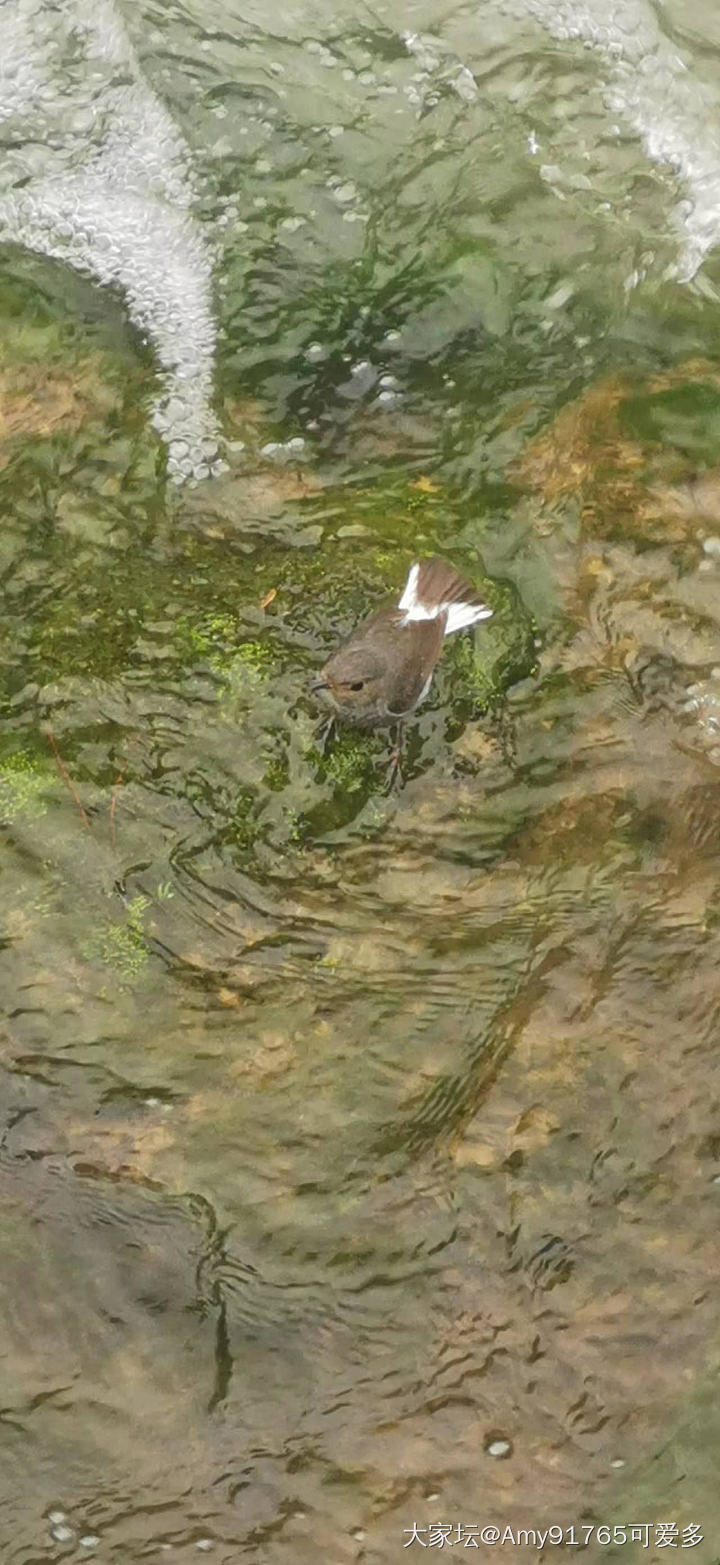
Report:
315,714,337,754
384,722,405,791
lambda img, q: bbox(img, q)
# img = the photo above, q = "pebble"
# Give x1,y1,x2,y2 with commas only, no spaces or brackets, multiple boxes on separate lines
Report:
485,1438,512,1458
702,535,720,555
80,1537,100,1549
48,1512,67,1526
51,1524,75,1543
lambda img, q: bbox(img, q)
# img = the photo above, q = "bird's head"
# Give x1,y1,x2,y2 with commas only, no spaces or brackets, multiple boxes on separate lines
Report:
311,644,388,726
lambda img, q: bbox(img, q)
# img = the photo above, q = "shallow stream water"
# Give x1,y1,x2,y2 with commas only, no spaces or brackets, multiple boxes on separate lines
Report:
1,1,720,1561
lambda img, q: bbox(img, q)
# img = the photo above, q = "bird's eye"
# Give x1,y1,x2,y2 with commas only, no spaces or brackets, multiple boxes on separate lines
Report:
349,680,365,691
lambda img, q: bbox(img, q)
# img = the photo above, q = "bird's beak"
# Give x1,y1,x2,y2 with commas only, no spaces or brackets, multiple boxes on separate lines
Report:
310,677,329,694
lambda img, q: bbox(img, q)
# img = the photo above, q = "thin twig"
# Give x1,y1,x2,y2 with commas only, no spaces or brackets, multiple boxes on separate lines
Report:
109,770,123,850
109,735,138,850
46,728,91,831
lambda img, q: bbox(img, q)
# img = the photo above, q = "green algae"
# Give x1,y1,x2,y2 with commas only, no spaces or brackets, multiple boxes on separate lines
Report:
0,750,51,823
82,893,152,984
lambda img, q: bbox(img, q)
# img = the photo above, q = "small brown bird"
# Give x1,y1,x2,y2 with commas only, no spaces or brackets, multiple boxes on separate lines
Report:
312,556,492,777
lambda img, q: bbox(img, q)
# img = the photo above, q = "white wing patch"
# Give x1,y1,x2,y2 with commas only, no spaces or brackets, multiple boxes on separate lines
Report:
444,601,493,634
397,562,493,635
397,563,426,618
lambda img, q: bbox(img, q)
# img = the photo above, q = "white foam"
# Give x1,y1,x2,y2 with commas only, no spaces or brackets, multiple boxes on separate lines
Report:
0,0,223,482
501,0,720,280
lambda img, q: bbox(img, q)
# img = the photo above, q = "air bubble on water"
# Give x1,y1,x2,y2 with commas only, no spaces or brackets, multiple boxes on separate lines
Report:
403,32,440,73
515,0,720,279
451,65,477,102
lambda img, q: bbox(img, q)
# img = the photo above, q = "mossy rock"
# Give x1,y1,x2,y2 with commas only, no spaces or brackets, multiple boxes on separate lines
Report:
448,576,539,713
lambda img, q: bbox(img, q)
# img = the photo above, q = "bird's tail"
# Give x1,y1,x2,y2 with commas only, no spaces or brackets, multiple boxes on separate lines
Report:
397,556,493,635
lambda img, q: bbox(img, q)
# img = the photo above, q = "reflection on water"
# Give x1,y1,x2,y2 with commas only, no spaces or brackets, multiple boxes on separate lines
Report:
1,1,720,1562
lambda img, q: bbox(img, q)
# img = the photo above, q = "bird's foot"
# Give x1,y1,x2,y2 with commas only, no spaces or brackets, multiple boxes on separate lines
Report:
383,725,405,792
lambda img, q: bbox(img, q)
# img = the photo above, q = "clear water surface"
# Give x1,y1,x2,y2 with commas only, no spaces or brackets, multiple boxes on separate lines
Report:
1,1,720,1561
